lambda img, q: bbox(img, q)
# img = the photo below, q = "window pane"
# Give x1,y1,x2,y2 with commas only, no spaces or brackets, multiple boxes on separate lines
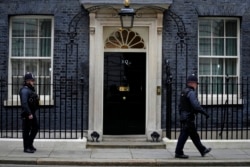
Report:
226,20,237,37
40,38,51,57
12,77,23,95
26,19,38,37
25,60,38,75
12,39,24,57
39,19,52,37
199,77,211,94
213,38,224,55
199,38,211,55
12,60,24,76
226,59,237,75
227,77,238,94
212,19,224,37
199,58,210,75
26,38,37,56
212,58,223,75
11,60,24,95
38,77,51,95
199,20,211,36
12,19,24,37
38,60,51,95
212,77,223,94
226,38,237,56
39,60,51,76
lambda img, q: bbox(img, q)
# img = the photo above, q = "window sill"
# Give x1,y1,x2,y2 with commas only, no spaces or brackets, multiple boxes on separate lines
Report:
198,94,243,105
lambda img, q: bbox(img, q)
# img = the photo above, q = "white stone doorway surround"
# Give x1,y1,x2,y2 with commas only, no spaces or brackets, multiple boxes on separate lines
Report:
82,2,171,141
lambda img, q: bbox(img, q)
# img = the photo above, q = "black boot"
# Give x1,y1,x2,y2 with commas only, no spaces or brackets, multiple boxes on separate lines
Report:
24,148,34,153
201,148,212,157
175,153,189,159
30,145,37,152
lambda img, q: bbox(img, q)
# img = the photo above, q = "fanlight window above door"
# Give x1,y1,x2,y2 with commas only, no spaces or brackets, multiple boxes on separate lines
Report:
105,29,145,49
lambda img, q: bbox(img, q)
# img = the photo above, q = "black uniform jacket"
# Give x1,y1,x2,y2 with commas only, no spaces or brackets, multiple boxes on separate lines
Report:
179,86,207,122
19,84,39,118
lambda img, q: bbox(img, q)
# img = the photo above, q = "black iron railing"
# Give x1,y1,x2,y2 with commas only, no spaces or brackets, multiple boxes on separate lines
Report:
0,75,250,139
0,76,87,139
166,75,250,140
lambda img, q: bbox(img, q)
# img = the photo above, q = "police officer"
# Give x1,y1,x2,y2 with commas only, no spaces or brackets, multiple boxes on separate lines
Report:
19,72,39,153
175,74,211,159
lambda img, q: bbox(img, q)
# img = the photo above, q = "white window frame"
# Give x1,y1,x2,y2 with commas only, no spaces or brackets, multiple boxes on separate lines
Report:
198,17,242,105
5,15,54,106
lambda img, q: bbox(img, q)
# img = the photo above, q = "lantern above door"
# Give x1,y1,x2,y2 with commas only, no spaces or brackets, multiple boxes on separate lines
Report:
119,0,135,29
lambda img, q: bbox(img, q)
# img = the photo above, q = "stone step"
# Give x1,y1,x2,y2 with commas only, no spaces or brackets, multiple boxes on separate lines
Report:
86,141,165,149
103,135,148,142
87,135,165,149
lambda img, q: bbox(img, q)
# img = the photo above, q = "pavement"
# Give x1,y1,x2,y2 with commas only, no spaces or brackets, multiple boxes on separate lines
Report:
1,138,250,166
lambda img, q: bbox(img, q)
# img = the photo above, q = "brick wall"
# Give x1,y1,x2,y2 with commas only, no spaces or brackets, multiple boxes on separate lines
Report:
0,0,90,135
0,0,250,138
161,0,250,129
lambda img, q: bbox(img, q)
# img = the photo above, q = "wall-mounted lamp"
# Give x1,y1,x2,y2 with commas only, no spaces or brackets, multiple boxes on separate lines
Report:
119,0,135,29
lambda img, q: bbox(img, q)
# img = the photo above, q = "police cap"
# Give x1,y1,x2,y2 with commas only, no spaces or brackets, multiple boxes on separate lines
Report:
187,74,198,84
24,72,35,81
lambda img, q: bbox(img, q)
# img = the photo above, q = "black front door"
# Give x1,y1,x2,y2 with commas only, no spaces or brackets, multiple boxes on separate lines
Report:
103,52,146,135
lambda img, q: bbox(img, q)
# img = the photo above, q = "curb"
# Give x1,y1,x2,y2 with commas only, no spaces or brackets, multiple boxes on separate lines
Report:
1,158,250,166
157,159,250,166
0,157,37,165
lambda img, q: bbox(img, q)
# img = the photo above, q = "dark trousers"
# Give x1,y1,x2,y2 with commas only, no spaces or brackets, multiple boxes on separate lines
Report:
175,121,206,155
22,115,39,149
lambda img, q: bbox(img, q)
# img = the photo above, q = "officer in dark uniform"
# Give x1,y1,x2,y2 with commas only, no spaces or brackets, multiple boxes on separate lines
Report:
19,72,39,153
175,74,211,159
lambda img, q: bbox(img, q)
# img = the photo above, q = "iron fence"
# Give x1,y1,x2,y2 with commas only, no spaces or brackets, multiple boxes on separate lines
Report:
0,76,87,139
166,76,250,140
0,75,250,140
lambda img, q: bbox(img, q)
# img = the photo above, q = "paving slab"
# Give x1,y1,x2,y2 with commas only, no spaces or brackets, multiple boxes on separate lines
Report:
130,149,171,159
91,152,132,159
1,139,250,166
50,150,91,158
7,147,51,158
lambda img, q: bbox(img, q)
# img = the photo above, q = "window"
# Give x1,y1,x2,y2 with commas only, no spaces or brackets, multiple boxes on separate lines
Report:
198,18,241,105
105,29,145,49
7,16,54,105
